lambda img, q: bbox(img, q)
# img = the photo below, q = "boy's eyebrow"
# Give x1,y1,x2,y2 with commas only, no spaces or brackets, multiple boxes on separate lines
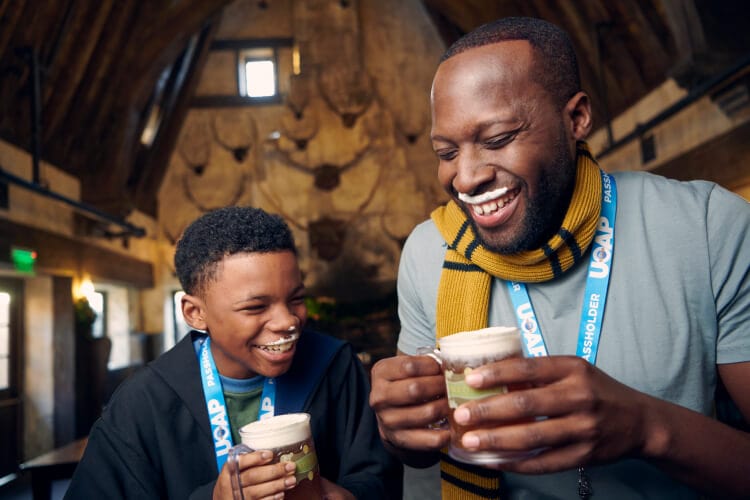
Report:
230,284,306,305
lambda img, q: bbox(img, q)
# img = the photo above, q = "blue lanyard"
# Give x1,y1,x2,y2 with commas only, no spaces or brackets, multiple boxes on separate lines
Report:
195,335,277,471
506,170,617,365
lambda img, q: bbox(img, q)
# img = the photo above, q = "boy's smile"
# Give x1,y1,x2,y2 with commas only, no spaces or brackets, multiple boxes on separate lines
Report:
183,250,307,379
253,330,299,352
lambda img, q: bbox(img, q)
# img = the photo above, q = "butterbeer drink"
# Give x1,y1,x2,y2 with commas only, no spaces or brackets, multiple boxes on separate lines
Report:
239,413,323,500
438,326,537,464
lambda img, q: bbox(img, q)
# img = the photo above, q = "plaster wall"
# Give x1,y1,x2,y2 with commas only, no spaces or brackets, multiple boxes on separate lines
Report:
22,275,53,459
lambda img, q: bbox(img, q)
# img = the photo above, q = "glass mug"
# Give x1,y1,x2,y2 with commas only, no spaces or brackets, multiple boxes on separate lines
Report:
419,326,541,465
235,413,324,500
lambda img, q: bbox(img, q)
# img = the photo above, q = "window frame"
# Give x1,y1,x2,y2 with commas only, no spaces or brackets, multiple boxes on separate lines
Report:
192,37,293,108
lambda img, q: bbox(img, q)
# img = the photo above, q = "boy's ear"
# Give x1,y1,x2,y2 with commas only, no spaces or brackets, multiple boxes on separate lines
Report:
181,294,207,331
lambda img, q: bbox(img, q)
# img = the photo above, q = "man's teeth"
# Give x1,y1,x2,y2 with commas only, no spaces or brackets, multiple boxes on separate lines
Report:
256,333,299,352
468,192,517,216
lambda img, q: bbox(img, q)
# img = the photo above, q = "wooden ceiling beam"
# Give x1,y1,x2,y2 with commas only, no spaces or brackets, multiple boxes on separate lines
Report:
45,2,141,176
607,0,672,89
0,0,26,60
133,20,220,216
43,1,116,144
78,1,230,215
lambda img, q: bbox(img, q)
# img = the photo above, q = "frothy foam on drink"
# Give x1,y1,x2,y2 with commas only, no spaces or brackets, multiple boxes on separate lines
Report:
439,326,520,360
240,413,311,449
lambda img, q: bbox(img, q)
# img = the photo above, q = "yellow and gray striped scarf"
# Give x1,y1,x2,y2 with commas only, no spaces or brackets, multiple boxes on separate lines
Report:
430,142,602,498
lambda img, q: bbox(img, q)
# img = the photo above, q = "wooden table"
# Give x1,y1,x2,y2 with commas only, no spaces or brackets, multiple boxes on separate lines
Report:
19,437,87,500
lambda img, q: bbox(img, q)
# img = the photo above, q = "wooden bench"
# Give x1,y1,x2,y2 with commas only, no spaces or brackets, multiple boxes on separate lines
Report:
19,437,87,500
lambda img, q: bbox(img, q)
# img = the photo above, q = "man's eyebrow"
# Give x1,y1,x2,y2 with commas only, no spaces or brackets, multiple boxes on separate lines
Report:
431,118,520,142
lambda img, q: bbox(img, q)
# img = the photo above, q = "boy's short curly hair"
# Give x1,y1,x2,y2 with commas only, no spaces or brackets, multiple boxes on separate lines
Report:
174,206,296,296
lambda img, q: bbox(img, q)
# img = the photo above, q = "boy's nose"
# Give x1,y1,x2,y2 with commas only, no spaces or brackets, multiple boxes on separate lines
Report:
270,308,300,333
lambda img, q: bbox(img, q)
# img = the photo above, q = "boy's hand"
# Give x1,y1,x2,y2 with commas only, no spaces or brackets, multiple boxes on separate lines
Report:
213,450,296,500
320,477,356,500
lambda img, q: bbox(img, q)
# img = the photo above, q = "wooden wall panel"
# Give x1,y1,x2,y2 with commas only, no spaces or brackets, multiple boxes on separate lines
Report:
0,218,153,288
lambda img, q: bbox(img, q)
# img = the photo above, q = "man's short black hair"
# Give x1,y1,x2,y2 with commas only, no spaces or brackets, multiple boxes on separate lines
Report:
441,17,581,109
174,206,296,296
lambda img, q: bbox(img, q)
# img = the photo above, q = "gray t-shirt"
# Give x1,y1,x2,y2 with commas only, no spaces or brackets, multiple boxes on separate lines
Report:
397,171,750,499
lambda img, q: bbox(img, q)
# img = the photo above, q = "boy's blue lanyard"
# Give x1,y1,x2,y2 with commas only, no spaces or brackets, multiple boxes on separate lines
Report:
506,170,616,365
195,335,277,472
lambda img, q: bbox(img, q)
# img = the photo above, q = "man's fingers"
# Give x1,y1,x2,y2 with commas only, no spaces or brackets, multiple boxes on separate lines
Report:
371,373,446,409
376,396,449,430
467,355,592,388
371,355,443,382
459,412,597,453
385,428,450,451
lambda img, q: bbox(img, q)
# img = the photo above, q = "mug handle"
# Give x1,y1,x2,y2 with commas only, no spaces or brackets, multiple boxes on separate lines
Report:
415,346,449,430
416,346,442,366
227,443,253,500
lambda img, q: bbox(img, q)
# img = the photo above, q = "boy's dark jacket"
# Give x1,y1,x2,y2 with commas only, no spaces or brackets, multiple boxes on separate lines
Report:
65,330,402,499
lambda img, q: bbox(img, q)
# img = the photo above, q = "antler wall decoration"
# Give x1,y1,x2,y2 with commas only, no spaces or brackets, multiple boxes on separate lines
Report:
212,110,257,162
177,117,212,175
279,106,320,150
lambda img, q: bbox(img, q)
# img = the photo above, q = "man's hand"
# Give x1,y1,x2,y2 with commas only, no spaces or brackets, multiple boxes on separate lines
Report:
451,355,660,473
213,450,296,500
369,353,451,466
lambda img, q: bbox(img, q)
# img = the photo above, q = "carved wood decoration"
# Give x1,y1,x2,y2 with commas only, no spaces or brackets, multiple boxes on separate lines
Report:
279,106,319,150
294,0,373,128
286,73,312,118
212,109,257,162
318,66,373,128
178,116,213,174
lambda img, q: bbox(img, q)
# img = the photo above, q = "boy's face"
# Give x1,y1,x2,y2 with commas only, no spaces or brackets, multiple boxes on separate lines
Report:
182,250,307,379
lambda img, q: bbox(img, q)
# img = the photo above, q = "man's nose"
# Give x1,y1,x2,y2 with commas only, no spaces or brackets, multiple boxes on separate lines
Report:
453,150,495,195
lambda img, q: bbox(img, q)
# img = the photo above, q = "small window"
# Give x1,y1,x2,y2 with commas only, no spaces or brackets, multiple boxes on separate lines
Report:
238,48,278,99
88,290,107,338
0,292,10,390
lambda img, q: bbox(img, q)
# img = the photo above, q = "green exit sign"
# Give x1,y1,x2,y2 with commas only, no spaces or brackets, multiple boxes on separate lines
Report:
11,247,37,273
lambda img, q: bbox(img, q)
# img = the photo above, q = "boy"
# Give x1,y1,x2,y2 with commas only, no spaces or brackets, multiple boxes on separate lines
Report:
66,206,401,499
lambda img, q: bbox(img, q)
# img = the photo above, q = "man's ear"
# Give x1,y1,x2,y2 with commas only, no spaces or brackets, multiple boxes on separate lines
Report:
181,294,207,331
565,91,592,141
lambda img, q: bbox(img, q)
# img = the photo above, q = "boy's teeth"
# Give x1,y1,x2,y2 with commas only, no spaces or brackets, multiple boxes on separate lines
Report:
256,333,299,352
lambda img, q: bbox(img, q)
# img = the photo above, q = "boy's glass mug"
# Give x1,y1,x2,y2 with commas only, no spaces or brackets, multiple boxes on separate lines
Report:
227,413,323,500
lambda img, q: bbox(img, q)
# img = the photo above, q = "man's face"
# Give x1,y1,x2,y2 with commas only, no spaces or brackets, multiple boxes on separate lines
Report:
431,40,577,253
185,251,307,379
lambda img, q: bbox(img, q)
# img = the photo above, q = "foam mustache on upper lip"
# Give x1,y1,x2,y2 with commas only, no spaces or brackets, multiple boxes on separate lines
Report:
261,332,299,347
458,186,509,205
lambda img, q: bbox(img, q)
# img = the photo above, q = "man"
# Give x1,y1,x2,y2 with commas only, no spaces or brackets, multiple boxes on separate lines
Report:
369,16,750,499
